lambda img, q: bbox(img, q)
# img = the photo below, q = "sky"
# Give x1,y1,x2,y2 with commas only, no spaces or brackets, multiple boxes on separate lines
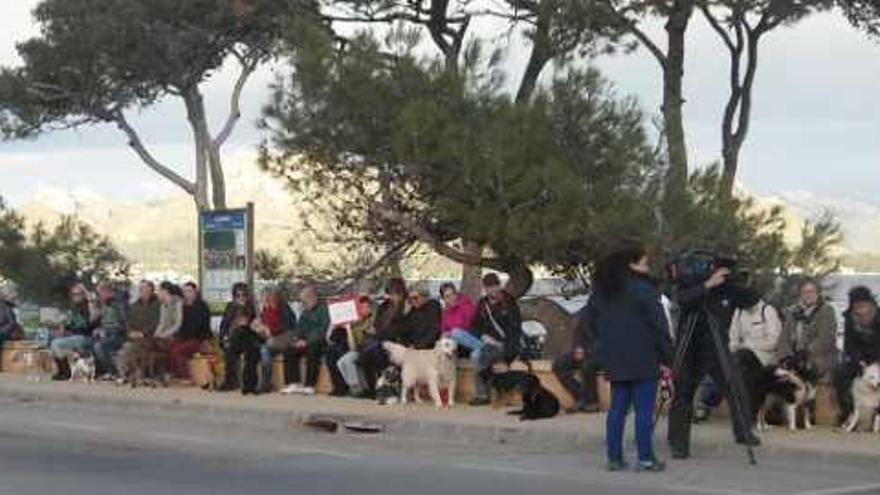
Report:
0,1,879,207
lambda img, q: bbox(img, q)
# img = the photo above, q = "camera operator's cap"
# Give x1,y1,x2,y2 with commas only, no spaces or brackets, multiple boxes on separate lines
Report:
848,286,876,305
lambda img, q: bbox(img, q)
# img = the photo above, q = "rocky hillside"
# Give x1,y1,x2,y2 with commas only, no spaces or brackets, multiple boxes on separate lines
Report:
16,159,880,277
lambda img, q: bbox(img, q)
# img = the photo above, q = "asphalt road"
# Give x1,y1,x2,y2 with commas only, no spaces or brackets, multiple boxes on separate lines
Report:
0,398,878,495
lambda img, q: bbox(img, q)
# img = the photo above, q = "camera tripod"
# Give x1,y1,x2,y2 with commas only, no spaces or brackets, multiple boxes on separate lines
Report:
670,301,758,466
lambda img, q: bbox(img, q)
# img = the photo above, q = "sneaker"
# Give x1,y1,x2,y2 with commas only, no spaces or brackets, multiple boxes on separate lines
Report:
636,459,667,472
281,384,302,395
301,386,316,396
693,407,710,423
606,460,629,472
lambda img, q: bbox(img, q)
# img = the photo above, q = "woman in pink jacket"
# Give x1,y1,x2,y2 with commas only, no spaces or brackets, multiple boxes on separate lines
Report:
440,283,482,356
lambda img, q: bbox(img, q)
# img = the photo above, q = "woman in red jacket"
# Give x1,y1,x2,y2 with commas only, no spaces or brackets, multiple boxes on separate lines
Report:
254,286,296,394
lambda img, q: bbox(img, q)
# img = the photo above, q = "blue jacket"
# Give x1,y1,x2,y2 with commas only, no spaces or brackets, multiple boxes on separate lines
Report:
587,275,673,382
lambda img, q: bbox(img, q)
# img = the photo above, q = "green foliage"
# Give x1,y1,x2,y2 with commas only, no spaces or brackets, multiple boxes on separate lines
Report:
260,29,660,280
665,165,789,293
661,165,843,297
254,249,288,282
0,199,129,306
840,0,880,37
0,0,290,135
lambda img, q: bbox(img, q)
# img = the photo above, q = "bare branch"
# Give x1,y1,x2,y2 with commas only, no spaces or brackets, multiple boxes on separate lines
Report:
372,205,500,268
700,4,736,53
601,0,667,69
112,111,196,196
212,57,258,149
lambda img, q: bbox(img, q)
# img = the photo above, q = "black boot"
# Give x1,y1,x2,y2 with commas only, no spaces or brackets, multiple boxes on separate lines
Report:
52,358,70,381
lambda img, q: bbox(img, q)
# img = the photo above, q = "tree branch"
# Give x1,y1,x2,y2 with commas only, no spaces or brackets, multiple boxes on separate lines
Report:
213,56,258,149
602,0,667,69
700,4,735,53
112,111,196,196
372,205,504,269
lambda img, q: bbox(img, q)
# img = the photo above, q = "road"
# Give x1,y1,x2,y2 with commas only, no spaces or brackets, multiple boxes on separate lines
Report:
0,397,878,495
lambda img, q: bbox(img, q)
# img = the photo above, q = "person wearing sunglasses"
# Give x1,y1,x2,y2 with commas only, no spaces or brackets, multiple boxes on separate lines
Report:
218,283,255,349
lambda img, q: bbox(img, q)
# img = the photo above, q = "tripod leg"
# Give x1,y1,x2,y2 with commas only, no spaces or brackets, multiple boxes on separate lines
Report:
704,314,758,466
665,313,701,456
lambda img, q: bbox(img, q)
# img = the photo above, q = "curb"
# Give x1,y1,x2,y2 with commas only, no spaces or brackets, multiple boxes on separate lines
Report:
2,382,878,468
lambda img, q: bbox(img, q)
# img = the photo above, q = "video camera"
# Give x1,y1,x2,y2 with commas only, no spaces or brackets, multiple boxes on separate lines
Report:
666,250,749,289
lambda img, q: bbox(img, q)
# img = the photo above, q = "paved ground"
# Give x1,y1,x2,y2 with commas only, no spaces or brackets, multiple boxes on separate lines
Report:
1,376,879,494
1,397,879,495
0,375,876,461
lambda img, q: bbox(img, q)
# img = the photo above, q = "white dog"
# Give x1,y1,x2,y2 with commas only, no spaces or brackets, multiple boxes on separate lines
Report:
383,338,458,409
844,361,880,433
69,351,97,384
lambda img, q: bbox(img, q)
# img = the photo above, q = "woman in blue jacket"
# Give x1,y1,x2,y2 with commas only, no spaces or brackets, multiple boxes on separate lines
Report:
586,243,673,472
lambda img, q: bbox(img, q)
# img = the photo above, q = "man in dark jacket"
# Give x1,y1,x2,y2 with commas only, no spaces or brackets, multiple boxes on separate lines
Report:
168,282,213,380
553,305,600,413
667,267,759,460
401,288,441,349
358,278,408,398
0,289,19,371
470,273,523,406
833,286,880,423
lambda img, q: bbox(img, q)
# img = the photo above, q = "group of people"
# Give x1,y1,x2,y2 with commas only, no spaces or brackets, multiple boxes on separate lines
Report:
4,252,879,474
45,280,213,382
213,274,525,404
26,273,528,405
579,242,880,473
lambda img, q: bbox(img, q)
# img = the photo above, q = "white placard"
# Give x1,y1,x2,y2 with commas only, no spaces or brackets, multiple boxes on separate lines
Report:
328,298,359,326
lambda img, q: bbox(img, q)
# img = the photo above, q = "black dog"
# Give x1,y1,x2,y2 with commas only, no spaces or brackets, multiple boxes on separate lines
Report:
376,366,402,405
489,368,560,421
735,349,819,430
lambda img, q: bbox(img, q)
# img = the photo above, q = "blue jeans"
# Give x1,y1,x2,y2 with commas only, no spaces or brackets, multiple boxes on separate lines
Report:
450,329,484,355
697,376,723,410
607,379,658,464
451,329,493,398
93,332,127,375
51,335,93,358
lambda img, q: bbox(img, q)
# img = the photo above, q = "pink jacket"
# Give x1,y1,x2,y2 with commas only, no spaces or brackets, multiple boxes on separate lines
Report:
441,294,477,335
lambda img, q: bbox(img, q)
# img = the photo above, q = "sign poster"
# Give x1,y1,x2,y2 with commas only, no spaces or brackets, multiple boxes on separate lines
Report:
328,296,359,326
199,206,254,311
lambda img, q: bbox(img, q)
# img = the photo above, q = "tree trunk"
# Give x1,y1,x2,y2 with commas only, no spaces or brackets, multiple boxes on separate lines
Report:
721,28,760,198
660,1,694,227
721,144,739,196
460,240,483,300
207,146,228,210
183,89,211,211
503,260,534,300
515,10,552,104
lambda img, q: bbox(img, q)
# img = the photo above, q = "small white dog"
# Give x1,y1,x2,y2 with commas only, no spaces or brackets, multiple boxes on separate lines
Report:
383,337,458,409
844,361,880,433
69,351,97,384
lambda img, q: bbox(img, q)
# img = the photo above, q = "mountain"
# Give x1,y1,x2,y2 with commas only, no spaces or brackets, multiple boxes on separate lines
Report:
16,161,880,277
18,156,304,280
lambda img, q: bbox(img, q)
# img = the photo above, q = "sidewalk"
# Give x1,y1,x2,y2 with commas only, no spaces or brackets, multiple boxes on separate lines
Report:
0,374,876,466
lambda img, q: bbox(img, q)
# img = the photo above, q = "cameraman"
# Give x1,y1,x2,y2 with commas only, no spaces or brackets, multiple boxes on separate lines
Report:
667,266,760,460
